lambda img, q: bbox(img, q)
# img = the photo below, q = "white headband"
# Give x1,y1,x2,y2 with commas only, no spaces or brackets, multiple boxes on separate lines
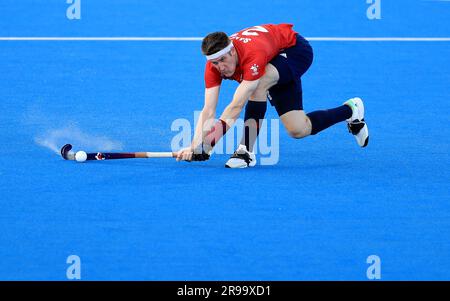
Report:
206,42,234,61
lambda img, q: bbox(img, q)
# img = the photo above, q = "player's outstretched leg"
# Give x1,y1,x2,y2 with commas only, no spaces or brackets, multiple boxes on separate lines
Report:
344,97,369,147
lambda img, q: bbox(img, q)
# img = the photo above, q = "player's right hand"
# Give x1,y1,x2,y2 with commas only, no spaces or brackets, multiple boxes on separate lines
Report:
176,147,194,162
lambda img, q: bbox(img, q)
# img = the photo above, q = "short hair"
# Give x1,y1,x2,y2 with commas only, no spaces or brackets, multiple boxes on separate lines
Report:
201,32,231,56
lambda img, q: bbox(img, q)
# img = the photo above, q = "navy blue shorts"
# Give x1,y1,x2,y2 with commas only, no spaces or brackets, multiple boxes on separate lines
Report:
268,34,313,116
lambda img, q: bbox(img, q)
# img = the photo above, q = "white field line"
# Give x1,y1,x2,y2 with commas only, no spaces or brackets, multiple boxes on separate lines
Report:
0,37,450,41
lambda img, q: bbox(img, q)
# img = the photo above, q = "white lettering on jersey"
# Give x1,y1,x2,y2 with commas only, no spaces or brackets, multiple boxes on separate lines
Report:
230,36,252,43
241,26,269,36
230,25,269,44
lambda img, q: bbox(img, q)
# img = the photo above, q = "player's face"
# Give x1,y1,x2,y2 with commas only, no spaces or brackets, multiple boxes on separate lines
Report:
210,50,237,77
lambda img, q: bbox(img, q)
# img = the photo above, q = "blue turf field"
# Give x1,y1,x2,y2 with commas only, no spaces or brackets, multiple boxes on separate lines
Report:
0,0,449,280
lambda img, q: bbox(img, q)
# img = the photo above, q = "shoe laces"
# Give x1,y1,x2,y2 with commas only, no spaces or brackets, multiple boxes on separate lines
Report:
230,149,252,164
348,119,365,135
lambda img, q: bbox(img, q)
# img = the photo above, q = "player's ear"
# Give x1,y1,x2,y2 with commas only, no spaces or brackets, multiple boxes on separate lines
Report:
230,47,237,57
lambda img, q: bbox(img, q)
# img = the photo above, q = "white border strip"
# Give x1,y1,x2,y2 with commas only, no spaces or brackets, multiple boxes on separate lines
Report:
308,37,450,41
0,37,203,41
0,37,450,42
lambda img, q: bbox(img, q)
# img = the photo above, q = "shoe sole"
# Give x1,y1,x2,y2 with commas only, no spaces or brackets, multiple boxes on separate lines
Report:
225,160,256,168
346,97,369,148
357,99,368,147
355,122,369,147
225,164,248,168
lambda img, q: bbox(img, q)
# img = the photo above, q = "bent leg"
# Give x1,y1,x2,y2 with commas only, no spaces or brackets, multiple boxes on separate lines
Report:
280,105,353,138
240,101,267,152
280,110,312,138
239,64,279,152
306,105,352,135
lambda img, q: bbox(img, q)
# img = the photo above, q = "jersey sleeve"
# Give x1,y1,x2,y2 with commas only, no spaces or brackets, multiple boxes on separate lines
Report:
241,50,267,81
204,61,222,88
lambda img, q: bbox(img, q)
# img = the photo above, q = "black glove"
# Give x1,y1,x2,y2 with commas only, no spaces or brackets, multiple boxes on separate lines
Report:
190,144,211,161
191,150,210,161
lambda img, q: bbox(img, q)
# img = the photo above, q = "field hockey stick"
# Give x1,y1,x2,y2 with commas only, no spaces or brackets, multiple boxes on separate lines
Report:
60,144,177,161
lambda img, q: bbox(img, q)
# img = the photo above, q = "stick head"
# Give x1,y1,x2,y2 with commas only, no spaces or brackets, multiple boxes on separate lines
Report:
61,144,75,160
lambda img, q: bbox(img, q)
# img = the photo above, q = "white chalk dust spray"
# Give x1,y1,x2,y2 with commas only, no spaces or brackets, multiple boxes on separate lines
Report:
35,123,123,155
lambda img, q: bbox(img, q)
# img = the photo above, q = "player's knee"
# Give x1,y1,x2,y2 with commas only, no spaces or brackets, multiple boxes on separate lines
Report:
284,115,312,138
258,78,276,93
287,128,309,139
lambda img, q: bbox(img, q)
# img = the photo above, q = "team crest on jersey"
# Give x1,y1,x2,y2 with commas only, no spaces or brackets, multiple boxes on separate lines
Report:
250,64,259,76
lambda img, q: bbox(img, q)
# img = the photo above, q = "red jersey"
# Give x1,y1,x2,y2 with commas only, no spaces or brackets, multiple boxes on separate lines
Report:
204,24,298,88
